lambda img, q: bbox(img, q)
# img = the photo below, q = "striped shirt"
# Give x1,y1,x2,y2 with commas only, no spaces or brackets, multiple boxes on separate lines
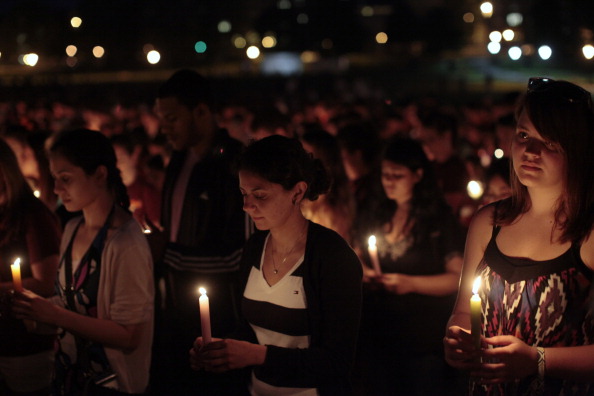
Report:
242,235,318,396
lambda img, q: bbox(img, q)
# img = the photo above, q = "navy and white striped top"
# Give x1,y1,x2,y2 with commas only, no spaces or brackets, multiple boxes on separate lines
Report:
242,235,318,396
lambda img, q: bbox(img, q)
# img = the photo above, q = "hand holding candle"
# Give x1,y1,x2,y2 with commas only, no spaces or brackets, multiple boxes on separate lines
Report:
470,276,482,351
11,258,37,332
367,235,382,275
11,258,23,292
198,287,212,344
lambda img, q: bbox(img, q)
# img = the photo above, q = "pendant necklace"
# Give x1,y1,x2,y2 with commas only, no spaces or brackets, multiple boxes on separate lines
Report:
271,224,307,275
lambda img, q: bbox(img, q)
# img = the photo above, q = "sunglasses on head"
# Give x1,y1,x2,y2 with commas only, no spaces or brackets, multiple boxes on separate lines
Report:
527,77,593,108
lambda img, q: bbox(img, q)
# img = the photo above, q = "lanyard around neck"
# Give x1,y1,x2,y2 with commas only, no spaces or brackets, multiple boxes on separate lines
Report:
61,206,115,311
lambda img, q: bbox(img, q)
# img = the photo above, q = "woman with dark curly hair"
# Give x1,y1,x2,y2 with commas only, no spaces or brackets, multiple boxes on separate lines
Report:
190,135,362,396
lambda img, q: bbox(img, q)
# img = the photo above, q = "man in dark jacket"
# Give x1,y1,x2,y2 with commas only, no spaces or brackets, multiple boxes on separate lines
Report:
152,69,252,395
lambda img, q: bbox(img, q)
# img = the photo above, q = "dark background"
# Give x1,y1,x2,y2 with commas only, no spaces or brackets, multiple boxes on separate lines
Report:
1,0,594,107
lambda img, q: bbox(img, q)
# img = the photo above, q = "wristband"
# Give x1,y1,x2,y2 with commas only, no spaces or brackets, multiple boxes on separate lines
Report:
537,347,546,379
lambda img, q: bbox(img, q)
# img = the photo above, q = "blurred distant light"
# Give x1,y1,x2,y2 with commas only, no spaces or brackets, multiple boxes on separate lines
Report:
66,57,77,67
375,32,388,44
506,12,523,27
361,6,373,17
65,45,77,57
522,44,535,56
194,41,207,53
494,148,504,159
218,20,232,33
297,13,308,24
489,31,502,43
147,50,160,64
233,35,247,48
583,44,594,60
277,0,291,10
143,44,154,54
246,31,260,45
246,46,260,59
538,45,552,60
467,180,484,200
321,38,333,50
0,52,2,60
487,42,501,54
261,52,303,76
23,53,39,66
502,29,515,41
508,46,522,60
300,51,320,63
262,36,277,48
93,46,105,58
480,2,493,18
463,12,475,23
70,17,82,28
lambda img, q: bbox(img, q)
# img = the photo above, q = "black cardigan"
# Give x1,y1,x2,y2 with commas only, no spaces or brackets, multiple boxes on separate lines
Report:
233,221,363,396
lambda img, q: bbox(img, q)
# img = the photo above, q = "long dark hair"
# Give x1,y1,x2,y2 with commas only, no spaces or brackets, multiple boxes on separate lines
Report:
376,136,451,243
48,128,130,210
238,135,330,201
0,139,36,246
495,79,594,243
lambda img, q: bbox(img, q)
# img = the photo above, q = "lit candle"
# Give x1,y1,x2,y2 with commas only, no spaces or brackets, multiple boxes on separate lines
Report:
198,287,212,344
11,258,23,292
367,235,382,275
470,276,482,351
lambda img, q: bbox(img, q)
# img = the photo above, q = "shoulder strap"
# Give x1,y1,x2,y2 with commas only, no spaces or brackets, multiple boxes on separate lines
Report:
491,200,503,238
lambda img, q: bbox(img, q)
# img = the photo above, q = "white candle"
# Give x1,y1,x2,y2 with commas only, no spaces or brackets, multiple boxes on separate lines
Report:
470,277,482,351
11,258,23,292
367,235,382,275
198,287,212,344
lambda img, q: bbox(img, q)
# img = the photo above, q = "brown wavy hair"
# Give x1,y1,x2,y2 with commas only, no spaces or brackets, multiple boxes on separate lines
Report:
494,79,594,244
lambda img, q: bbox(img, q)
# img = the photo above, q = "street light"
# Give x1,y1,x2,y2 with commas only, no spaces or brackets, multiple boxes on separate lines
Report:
480,2,493,18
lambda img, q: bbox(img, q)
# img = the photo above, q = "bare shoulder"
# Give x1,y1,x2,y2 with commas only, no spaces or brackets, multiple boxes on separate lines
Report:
580,228,594,270
467,203,497,241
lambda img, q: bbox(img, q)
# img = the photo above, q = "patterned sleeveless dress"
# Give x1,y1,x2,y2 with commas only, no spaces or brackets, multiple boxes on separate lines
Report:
472,225,594,396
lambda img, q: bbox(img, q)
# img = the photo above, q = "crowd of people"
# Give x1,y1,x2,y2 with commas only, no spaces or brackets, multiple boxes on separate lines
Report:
0,69,592,396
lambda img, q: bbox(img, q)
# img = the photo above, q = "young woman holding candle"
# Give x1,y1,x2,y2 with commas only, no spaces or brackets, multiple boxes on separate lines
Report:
356,136,465,396
12,128,154,395
444,78,594,395
0,138,61,396
190,135,363,396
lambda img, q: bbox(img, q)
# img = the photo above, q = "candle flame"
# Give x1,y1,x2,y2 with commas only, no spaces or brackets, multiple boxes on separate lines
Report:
368,235,377,248
472,277,481,294
13,258,21,266
198,287,207,295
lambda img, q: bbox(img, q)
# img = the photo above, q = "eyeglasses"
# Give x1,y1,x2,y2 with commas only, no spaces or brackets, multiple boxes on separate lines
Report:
527,77,593,108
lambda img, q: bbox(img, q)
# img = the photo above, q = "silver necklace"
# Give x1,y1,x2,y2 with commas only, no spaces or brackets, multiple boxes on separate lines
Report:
270,225,307,275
